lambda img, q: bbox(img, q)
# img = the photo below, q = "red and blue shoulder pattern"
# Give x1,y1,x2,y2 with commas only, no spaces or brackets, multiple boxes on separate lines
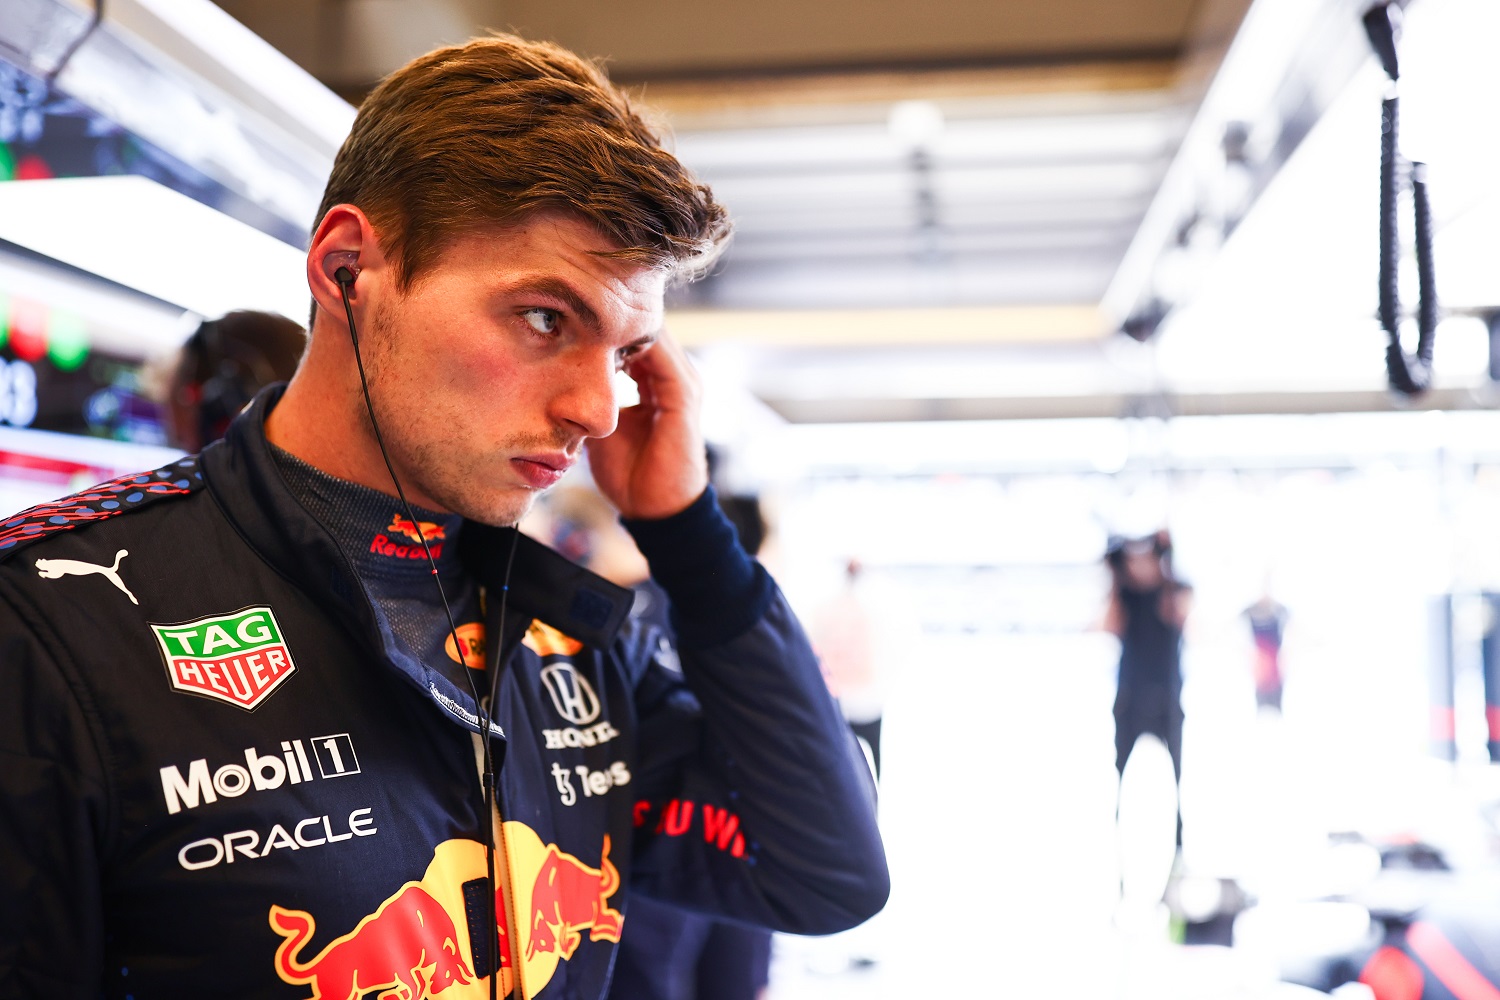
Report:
0,455,203,559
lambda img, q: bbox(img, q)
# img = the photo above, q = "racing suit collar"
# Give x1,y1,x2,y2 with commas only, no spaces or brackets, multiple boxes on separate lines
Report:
200,385,632,726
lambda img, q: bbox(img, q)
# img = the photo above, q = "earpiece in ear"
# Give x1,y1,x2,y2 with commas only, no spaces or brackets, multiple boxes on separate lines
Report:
323,252,360,287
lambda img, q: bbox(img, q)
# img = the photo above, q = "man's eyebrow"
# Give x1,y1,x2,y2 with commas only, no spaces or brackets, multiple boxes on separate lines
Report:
516,277,600,331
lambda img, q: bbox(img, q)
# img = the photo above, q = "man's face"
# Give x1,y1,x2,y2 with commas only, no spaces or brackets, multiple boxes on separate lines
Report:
358,212,665,526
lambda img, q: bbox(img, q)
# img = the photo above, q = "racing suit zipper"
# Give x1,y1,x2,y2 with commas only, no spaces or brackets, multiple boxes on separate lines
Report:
480,608,530,998
473,731,525,998
495,788,525,999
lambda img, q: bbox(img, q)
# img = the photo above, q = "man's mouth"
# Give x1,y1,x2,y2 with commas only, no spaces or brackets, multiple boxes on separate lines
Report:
511,452,573,489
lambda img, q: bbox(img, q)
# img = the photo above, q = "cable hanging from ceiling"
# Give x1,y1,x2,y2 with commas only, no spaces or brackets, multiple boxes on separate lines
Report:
1364,0,1439,397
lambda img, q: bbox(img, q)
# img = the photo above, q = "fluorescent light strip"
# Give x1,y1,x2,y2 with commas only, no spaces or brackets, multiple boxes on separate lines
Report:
117,0,355,154
0,176,310,325
668,305,1107,347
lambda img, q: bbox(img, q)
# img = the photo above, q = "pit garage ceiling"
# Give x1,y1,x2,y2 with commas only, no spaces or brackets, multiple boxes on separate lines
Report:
0,0,1443,426
213,0,1212,90
214,0,1244,313
210,0,1288,424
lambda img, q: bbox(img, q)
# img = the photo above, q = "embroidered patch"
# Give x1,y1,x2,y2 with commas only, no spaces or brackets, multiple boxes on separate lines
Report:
368,513,448,560
152,606,297,711
444,622,486,669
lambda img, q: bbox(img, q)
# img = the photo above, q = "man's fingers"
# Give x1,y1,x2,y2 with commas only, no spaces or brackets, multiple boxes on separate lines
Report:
624,329,698,412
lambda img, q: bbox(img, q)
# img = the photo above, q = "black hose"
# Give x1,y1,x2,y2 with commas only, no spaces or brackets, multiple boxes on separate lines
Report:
1413,165,1438,366
1379,95,1432,396
1367,2,1438,397
1377,98,1402,345
45,0,104,85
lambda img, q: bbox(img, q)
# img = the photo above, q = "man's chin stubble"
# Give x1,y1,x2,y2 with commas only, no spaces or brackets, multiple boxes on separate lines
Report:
425,479,535,528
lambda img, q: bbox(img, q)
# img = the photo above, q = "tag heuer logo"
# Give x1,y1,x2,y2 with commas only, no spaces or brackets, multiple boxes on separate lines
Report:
152,607,297,711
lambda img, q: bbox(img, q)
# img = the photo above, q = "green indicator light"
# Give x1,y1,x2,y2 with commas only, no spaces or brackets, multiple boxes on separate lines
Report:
47,310,91,371
0,293,9,350
0,145,14,183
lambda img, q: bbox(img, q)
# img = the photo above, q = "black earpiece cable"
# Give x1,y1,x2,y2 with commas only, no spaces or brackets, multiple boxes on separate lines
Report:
335,267,477,708
484,529,521,999
335,267,516,998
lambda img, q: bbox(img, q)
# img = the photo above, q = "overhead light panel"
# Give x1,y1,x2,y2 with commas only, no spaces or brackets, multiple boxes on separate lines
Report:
0,175,309,323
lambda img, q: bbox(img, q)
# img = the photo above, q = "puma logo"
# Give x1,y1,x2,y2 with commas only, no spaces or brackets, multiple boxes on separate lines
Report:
35,549,138,605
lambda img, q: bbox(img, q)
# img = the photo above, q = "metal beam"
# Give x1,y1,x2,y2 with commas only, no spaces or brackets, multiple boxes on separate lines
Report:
1102,0,1371,327
761,385,1484,422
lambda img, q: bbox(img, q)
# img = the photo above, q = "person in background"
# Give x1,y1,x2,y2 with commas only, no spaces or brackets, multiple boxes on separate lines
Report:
811,558,886,778
163,310,305,451
1243,589,1289,714
1105,530,1193,840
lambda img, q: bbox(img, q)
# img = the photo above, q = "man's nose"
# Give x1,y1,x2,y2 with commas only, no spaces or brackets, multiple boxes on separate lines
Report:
552,349,619,439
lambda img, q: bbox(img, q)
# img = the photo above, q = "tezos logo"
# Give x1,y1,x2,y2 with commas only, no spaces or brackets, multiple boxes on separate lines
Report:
539,663,601,725
152,606,296,711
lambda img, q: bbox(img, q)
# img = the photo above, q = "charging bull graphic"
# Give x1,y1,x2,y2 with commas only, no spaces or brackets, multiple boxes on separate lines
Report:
270,828,623,999
525,834,623,960
270,885,472,1000
388,515,447,544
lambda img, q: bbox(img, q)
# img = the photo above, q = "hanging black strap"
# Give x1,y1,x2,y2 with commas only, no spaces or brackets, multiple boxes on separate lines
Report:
44,0,104,84
1364,2,1439,397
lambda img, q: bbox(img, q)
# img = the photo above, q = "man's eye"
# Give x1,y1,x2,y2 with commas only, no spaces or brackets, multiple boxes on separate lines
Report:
522,308,559,335
615,344,645,371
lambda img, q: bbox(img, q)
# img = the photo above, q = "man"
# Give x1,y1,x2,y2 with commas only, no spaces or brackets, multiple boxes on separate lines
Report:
0,35,888,999
162,309,306,452
1104,530,1192,846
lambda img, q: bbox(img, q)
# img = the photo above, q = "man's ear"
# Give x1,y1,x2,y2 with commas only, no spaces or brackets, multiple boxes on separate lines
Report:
306,205,386,321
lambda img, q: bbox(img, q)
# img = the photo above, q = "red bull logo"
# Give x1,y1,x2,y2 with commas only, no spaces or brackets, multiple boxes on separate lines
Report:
525,834,623,960
389,515,447,544
271,885,472,999
523,619,584,658
270,827,623,999
370,515,447,560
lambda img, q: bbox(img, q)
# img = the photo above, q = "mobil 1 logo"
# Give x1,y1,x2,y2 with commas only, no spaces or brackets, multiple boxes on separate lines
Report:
160,733,361,815
151,606,296,711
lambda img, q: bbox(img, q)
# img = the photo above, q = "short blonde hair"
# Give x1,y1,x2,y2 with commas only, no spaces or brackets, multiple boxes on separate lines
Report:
315,34,731,289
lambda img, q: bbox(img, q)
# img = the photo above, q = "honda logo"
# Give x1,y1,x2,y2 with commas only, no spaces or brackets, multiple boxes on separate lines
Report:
539,664,602,725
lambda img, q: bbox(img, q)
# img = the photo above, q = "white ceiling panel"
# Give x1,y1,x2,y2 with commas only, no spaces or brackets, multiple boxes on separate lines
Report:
699,250,1123,309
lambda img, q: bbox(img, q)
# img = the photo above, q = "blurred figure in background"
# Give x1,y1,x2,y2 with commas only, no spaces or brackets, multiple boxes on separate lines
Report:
811,558,886,778
1105,530,1192,840
546,485,774,1000
163,310,304,451
1244,589,1289,714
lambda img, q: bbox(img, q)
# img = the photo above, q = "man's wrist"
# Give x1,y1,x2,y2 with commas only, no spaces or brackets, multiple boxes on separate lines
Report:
621,485,773,647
